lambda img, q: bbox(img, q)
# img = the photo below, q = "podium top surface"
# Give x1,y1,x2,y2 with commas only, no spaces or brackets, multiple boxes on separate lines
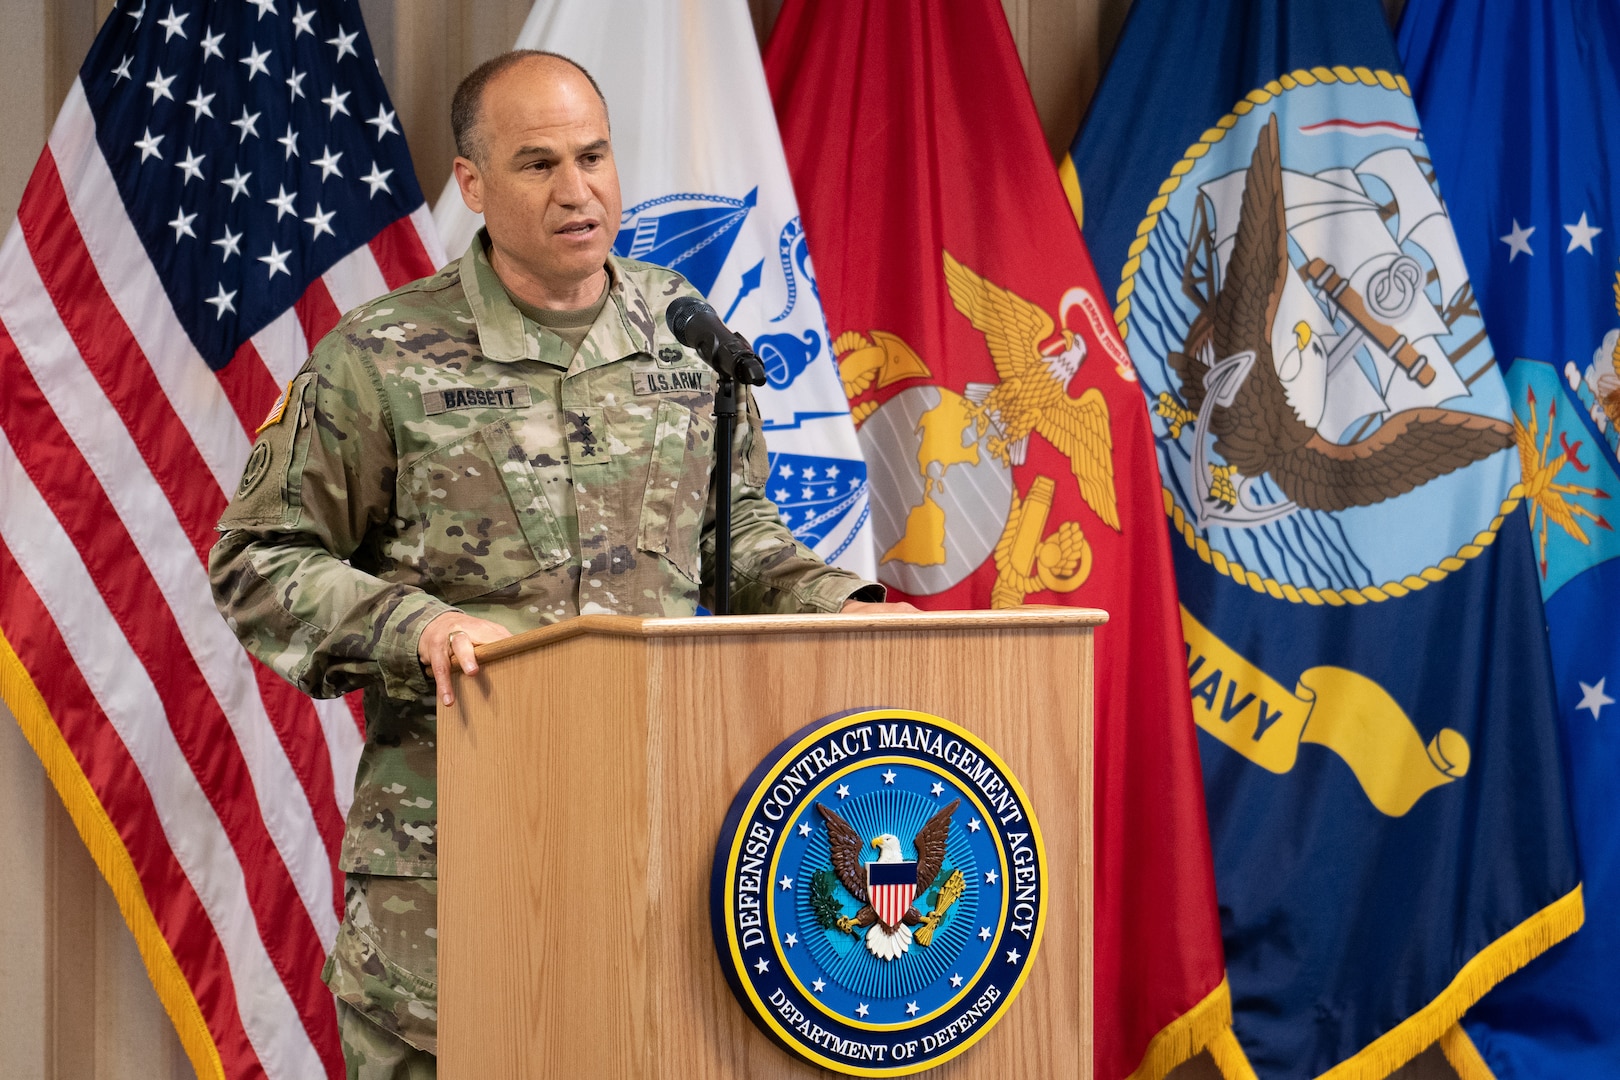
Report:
474,607,1107,664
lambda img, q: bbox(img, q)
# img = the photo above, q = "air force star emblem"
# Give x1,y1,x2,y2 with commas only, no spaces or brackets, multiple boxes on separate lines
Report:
712,709,1046,1075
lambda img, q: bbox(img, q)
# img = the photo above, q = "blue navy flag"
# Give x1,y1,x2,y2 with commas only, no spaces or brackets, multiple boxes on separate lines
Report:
1068,0,1582,1075
1401,2,1620,1076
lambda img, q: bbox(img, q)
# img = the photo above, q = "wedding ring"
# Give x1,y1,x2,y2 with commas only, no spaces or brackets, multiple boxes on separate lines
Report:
447,629,469,644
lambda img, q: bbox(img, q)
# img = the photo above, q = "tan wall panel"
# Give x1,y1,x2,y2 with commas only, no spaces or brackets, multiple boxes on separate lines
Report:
999,0,1134,156
94,875,199,1080
0,705,48,1080
0,703,197,1079
0,0,118,222
0,0,49,226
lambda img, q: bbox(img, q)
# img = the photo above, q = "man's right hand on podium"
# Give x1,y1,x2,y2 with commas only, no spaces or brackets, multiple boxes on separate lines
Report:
419,611,514,707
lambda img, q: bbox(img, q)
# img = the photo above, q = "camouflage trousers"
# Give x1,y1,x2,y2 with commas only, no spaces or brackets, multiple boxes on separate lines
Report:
325,873,439,1076
337,1000,436,1080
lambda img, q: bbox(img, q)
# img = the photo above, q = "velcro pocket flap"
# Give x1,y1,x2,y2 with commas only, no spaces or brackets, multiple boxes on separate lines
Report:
404,420,567,603
638,400,712,582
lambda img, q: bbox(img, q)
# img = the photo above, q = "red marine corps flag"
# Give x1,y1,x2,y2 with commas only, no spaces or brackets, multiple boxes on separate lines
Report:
765,3,1240,1078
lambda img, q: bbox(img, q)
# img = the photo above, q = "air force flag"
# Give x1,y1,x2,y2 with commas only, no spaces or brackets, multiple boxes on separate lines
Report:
434,0,875,574
1402,1,1620,1075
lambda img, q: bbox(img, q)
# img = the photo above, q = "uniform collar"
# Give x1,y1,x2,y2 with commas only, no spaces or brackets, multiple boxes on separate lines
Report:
461,229,654,371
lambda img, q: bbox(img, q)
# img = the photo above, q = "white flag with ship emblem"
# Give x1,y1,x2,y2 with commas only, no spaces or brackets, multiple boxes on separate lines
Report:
434,0,876,576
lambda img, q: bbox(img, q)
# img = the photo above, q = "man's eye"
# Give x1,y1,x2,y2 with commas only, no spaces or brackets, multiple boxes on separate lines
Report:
581,154,602,165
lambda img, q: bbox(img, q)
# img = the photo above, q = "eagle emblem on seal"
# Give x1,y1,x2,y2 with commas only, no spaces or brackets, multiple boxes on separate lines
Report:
812,799,965,962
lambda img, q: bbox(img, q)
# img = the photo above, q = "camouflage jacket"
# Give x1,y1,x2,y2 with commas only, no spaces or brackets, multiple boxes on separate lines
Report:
210,235,876,878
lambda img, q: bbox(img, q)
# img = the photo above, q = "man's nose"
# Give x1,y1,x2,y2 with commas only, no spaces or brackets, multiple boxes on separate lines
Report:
554,162,591,205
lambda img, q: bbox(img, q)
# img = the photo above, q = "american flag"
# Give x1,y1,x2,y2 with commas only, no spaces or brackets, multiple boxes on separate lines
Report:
0,2,442,1078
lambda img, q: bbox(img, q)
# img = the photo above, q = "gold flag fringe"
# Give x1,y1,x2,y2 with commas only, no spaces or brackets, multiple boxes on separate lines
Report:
1126,976,1252,1080
1314,885,1584,1080
0,625,226,1080
1208,1025,1261,1080
1438,1024,1498,1080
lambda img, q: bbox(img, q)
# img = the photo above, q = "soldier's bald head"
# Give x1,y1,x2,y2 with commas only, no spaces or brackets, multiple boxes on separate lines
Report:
451,50,610,166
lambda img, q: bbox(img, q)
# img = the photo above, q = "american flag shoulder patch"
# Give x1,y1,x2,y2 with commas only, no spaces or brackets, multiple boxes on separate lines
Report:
256,379,296,434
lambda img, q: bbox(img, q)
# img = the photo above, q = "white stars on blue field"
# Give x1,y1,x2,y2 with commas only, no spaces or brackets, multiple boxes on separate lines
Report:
1577,677,1613,720
84,0,424,367
1501,211,1606,261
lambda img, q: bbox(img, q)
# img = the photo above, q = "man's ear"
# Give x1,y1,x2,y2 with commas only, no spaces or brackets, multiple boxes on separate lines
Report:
453,156,483,214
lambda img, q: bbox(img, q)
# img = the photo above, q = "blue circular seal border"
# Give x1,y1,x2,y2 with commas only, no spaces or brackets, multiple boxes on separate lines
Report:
710,708,1048,1076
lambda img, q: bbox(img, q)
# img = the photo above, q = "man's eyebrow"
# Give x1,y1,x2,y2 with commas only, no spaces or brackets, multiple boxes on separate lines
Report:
510,139,609,162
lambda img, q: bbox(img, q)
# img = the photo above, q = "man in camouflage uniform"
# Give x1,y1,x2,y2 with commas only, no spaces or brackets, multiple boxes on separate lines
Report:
210,50,893,1079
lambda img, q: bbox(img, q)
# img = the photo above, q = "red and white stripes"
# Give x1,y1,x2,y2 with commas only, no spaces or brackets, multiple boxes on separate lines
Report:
0,78,443,1080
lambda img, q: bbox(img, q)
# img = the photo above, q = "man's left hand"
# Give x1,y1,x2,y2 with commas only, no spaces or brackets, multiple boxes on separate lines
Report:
419,611,514,706
840,599,921,614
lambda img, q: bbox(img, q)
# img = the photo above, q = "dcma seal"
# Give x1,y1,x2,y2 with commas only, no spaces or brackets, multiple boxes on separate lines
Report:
711,709,1047,1075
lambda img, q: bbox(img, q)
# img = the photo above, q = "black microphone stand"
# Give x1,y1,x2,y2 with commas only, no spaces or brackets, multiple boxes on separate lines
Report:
664,297,766,616
712,372,739,615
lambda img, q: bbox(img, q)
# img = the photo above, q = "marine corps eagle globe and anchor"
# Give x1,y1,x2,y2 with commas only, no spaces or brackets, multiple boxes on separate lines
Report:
712,710,1047,1075
1123,70,1530,816
841,251,1134,609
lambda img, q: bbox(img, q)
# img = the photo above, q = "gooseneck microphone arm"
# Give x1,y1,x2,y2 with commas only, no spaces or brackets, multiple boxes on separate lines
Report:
664,298,767,614
666,297,769,387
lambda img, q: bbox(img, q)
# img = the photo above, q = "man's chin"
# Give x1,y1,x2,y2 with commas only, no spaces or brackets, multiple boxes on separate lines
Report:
551,252,609,283
554,235,612,264
487,236,613,300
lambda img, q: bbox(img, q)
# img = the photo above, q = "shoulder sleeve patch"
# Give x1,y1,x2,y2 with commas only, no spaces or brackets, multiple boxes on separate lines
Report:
218,372,317,531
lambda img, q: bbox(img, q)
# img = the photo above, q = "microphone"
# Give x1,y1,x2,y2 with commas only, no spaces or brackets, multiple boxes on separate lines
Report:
665,297,768,386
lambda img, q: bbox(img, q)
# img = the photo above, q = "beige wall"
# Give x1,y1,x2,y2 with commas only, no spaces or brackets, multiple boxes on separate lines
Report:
0,705,198,1080
0,0,118,224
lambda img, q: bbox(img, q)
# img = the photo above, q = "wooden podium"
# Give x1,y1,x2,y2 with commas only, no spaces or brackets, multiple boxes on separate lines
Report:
439,608,1101,1078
